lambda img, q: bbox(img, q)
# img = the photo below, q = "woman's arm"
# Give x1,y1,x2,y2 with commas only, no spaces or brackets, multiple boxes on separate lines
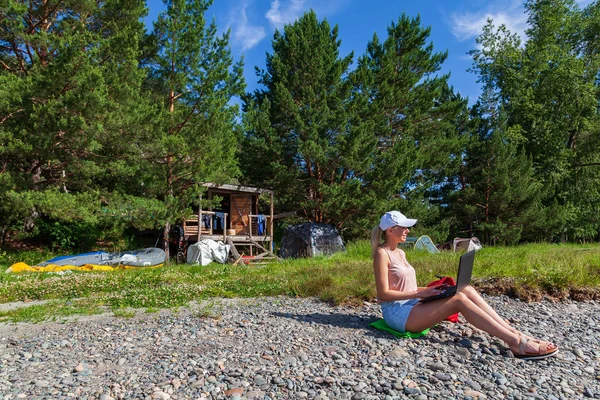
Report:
373,248,443,301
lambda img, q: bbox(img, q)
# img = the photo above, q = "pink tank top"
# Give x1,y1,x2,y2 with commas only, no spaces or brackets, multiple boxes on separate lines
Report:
382,247,418,293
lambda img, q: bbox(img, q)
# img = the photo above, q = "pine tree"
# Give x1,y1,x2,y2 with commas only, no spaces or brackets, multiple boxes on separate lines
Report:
0,0,150,242
242,11,377,232
355,14,467,238
242,12,466,239
469,0,600,241
145,0,245,256
449,95,551,244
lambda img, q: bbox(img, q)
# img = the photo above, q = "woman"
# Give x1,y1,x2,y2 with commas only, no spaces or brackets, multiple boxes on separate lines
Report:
372,211,558,360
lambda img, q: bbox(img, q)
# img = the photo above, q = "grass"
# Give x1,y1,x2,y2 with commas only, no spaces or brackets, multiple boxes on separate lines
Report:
0,299,106,323
112,308,136,318
191,300,222,319
0,241,599,322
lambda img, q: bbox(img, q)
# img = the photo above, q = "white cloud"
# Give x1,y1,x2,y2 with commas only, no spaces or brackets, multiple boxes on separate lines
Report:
230,0,267,51
265,0,307,29
449,2,528,42
450,0,593,44
576,0,594,6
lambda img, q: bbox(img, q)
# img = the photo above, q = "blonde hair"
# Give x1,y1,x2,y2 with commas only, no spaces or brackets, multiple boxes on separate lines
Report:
370,225,383,258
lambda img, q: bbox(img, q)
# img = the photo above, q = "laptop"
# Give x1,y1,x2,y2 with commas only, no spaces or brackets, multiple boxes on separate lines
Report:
419,250,476,303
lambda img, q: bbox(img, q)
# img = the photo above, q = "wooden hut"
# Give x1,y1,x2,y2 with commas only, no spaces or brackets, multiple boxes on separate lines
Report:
181,183,275,260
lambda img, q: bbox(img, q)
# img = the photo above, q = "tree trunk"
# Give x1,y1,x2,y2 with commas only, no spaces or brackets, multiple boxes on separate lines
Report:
0,227,7,247
163,221,171,260
163,88,176,261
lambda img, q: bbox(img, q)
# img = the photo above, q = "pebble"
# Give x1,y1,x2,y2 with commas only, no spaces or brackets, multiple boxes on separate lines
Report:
466,379,482,390
464,389,487,398
427,361,445,371
0,296,598,399
434,373,452,381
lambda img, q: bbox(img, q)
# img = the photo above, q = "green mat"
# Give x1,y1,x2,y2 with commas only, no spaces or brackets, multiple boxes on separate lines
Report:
368,319,429,338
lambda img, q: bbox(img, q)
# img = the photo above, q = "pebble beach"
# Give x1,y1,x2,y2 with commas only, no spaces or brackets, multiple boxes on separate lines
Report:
1,296,599,400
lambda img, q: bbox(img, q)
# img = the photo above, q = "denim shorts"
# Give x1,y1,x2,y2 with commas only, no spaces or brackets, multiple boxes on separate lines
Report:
380,298,420,333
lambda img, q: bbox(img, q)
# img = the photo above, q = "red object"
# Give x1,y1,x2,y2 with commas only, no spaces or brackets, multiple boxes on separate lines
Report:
427,276,460,323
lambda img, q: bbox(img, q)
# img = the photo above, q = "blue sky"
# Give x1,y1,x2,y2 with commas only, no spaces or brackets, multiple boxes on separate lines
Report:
145,0,593,103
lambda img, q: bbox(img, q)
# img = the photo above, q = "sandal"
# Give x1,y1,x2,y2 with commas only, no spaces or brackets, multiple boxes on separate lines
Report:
508,326,556,348
521,334,555,347
511,336,559,360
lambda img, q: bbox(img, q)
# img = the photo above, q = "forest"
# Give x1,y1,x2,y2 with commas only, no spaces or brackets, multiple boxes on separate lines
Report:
1,0,599,253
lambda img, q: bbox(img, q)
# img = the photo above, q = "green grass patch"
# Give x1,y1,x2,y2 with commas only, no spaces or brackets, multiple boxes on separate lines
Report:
0,241,599,322
0,248,55,270
192,300,222,319
112,307,136,318
0,299,105,323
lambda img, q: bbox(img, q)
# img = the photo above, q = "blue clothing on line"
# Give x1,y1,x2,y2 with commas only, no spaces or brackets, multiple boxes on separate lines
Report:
256,214,266,235
201,214,212,229
213,212,225,230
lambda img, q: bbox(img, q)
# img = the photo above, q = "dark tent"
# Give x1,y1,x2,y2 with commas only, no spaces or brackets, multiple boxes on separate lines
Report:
279,223,345,259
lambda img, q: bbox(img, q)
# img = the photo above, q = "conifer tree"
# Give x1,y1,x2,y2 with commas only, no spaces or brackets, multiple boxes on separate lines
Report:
0,0,150,241
355,14,467,237
145,0,245,256
242,11,377,232
448,96,552,244
242,12,465,239
470,0,600,241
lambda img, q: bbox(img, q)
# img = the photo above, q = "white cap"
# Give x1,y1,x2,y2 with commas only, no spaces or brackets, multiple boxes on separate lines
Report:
379,211,417,231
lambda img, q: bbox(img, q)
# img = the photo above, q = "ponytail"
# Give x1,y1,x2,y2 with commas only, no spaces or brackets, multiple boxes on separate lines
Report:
371,225,383,258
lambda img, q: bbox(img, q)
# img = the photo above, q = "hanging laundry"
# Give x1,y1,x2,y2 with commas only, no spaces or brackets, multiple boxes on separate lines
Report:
201,214,212,229
213,212,225,230
256,214,266,235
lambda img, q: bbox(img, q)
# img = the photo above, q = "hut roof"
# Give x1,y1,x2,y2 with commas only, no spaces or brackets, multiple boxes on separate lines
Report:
201,183,273,195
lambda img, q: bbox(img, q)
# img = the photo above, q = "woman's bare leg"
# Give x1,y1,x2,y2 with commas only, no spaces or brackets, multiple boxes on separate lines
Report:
405,292,519,346
461,286,515,331
404,292,557,354
461,286,554,344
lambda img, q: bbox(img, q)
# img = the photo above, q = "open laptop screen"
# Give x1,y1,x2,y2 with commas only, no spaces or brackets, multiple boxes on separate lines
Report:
456,250,476,292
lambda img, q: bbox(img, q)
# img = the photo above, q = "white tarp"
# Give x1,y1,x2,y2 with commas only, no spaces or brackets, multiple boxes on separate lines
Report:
453,237,483,252
187,239,231,266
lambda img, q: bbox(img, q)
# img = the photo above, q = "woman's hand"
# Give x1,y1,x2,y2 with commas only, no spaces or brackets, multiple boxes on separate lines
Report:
416,285,447,299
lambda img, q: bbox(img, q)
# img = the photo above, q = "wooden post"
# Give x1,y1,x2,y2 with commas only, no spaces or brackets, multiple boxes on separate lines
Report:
269,192,274,253
208,189,213,235
249,217,253,241
224,213,228,242
198,191,202,242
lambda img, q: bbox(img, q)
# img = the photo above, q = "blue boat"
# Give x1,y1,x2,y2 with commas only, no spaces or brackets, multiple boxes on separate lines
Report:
39,248,166,267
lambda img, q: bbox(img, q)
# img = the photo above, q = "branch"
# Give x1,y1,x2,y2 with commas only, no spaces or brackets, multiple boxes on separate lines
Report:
173,90,191,100
0,108,24,125
0,59,16,72
337,205,359,226
567,130,577,149
26,0,64,34
169,100,200,136
10,42,28,74
30,97,48,105
25,42,35,68
27,159,42,175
